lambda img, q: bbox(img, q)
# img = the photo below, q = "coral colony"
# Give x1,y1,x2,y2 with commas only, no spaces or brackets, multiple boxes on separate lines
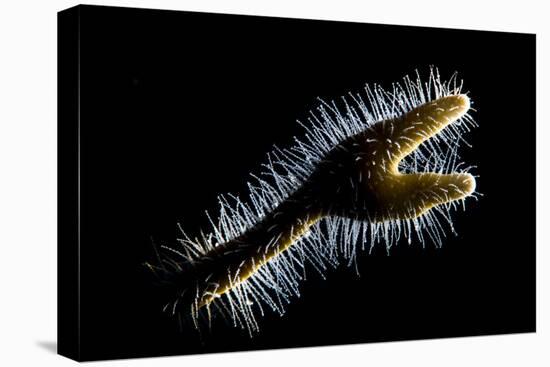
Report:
147,69,479,336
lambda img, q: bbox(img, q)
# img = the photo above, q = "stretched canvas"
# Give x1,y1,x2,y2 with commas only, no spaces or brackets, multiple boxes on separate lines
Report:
58,5,536,361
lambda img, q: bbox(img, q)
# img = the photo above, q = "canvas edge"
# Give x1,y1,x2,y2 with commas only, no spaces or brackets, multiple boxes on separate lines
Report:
57,4,81,362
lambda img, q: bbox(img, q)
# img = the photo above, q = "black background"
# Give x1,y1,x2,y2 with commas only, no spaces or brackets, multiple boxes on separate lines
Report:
73,5,535,361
